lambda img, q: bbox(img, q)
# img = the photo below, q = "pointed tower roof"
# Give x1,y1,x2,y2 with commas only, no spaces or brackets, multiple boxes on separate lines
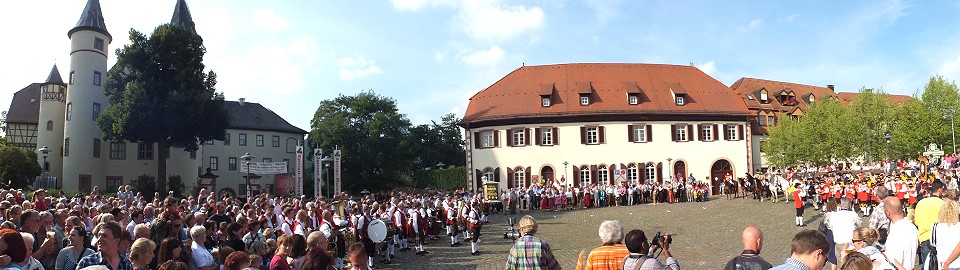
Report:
171,0,196,33
45,65,64,85
68,0,111,40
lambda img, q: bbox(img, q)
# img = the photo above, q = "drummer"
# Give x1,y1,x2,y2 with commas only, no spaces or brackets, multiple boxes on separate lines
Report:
408,201,428,256
355,204,377,269
319,209,346,269
377,203,395,264
444,196,461,247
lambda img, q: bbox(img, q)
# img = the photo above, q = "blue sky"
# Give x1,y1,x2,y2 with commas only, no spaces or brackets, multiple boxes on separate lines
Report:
3,0,960,131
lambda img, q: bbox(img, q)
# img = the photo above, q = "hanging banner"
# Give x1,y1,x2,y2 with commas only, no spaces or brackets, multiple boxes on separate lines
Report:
241,161,289,175
296,146,304,196
314,148,322,199
334,149,342,195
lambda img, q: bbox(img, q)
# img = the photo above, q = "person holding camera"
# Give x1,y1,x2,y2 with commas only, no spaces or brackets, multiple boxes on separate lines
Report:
621,229,679,270
504,215,560,270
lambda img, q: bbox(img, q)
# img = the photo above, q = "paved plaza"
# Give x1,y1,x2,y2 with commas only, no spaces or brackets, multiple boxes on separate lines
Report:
378,197,837,269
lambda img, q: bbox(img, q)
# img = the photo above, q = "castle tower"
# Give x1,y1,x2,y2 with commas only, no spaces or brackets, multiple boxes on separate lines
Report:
63,0,111,192
36,65,67,181
171,0,196,33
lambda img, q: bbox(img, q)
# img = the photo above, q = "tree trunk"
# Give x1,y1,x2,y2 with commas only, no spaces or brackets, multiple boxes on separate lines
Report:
157,140,168,193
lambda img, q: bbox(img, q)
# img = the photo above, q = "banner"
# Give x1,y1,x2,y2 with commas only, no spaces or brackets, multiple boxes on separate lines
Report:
240,161,289,175
314,149,322,199
334,149,342,195
296,146,304,196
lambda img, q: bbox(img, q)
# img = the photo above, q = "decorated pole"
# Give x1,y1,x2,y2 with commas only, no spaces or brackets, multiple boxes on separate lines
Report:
334,147,342,195
314,148,322,199
295,145,304,196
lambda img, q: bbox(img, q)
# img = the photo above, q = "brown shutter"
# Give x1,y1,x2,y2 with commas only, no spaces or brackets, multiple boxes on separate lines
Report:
599,126,606,144
580,126,587,144
553,127,559,145
640,163,647,182
738,125,744,141
657,163,663,182
573,166,581,186
473,132,481,148
723,124,730,141
507,168,515,188
646,125,652,142
713,124,719,141
494,130,500,147
525,167,531,187
687,125,694,142
627,125,634,142
698,124,704,141
535,128,541,145
475,169,482,183
671,124,678,141
610,166,616,184
506,129,514,147
525,128,531,146
591,165,598,184
494,167,500,182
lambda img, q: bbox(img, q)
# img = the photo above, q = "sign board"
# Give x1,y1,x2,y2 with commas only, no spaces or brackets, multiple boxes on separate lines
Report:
334,149,342,195
295,146,304,196
483,181,499,201
240,161,289,175
314,149,322,199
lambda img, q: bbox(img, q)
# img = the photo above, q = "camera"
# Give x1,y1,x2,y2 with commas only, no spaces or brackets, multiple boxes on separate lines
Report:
503,217,521,239
651,232,672,247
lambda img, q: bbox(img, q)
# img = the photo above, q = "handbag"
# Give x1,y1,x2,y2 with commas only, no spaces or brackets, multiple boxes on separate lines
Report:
929,222,939,270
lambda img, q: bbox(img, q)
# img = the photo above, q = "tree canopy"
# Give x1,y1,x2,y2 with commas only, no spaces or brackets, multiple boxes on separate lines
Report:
100,24,228,191
0,145,42,189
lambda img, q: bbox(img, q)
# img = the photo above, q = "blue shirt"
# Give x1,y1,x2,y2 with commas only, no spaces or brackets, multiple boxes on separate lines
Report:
75,251,134,270
769,258,811,270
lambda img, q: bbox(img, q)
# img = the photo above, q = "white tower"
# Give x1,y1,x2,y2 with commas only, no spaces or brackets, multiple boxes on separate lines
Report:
36,65,67,181
63,0,111,192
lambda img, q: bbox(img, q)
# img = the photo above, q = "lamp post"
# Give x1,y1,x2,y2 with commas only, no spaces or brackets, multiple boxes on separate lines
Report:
562,161,569,186
666,158,673,184
241,152,254,197
38,145,49,188
436,162,446,169
779,150,786,180
884,132,892,172
321,156,333,198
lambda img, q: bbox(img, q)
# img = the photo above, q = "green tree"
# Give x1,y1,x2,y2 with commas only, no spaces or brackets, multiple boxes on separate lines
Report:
100,24,229,191
131,174,157,201
920,75,960,153
890,99,939,159
0,145,42,189
849,88,896,162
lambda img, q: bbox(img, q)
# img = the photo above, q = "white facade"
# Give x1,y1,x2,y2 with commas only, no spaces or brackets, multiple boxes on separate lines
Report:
199,128,304,196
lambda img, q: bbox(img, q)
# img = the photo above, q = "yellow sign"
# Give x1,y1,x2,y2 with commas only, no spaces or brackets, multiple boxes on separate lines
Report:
484,182,499,201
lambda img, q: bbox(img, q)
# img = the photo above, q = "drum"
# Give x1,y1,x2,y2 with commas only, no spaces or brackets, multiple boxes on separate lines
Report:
367,219,388,243
385,223,396,239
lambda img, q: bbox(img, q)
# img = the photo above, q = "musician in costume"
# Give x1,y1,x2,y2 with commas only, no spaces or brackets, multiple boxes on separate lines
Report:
355,204,378,268
443,197,461,247
392,201,410,252
468,201,482,255
407,201,428,255
319,210,347,269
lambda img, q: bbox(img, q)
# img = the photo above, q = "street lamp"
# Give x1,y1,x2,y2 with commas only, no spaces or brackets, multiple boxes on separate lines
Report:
436,162,446,169
321,156,333,198
37,145,49,188
884,132,892,172
779,150,786,180
666,158,673,184
241,152,255,197
562,161,569,186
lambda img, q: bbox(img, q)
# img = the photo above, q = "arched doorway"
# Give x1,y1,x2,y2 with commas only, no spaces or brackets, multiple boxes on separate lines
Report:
710,159,733,195
673,161,686,181
540,166,554,186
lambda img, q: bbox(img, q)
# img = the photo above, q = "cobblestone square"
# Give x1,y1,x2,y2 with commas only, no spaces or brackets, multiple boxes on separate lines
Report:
379,197,831,269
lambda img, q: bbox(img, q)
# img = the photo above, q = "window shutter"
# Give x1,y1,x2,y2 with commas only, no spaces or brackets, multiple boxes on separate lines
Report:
573,166,581,186
506,130,514,147
580,126,587,144
473,132,481,148
646,125,652,142
507,168,515,188
599,126,606,144
553,127,559,145
609,166,616,184
687,125,694,142
494,167,501,182
627,125,634,142
640,164,647,182
657,163,663,182
671,124,678,141
475,169,482,183
525,128,531,146
494,130,500,147
591,165,598,185
525,167,531,187
535,128,541,145
723,124,730,141
713,124,719,141
738,125,744,141
698,124,704,141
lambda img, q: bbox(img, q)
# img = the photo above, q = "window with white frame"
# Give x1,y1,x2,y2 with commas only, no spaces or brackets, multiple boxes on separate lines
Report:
512,129,525,146
675,96,685,105
676,125,687,141
209,157,219,171
483,169,495,182
137,142,153,160
92,103,101,121
580,96,590,106
632,125,647,142
645,163,656,182
703,125,713,141
579,165,590,186
541,97,551,107
586,127,599,144
598,165,609,185
628,95,638,105
628,164,639,183
727,125,738,140
760,91,768,101
541,128,553,145
109,141,125,159
66,103,72,121
481,131,494,147
514,169,525,188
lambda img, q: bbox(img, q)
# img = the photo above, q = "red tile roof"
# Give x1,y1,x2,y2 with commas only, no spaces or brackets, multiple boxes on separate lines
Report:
836,92,913,105
462,63,751,124
729,77,837,113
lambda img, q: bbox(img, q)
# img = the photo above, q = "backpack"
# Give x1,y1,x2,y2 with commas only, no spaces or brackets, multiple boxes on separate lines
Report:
622,254,649,270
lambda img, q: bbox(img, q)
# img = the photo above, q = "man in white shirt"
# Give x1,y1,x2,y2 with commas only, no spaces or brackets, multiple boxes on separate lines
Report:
883,197,918,270
826,198,861,260
126,209,144,238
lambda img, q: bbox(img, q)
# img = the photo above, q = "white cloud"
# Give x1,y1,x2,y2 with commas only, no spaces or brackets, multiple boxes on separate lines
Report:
938,55,960,80
215,35,320,97
388,0,456,11
740,19,762,31
252,8,289,30
338,55,382,80
697,61,717,76
460,45,504,68
389,0,545,42
583,0,623,23
434,52,445,63
780,14,798,23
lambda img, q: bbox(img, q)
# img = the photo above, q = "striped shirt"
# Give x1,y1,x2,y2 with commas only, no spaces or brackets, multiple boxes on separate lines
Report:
581,244,630,270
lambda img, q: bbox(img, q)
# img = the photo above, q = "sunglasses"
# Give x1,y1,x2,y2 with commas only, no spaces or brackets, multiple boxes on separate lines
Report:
852,239,865,243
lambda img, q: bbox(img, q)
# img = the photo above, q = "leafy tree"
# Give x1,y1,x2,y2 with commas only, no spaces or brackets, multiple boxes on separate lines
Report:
0,145,42,189
167,175,185,199
920,75,960,153
131,174,157,201
850,88,896,162
890,99,939,159
100,24,229,191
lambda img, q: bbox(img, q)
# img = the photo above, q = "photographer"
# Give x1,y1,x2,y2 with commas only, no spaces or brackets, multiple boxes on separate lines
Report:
504,215,560,270
622,229,680,270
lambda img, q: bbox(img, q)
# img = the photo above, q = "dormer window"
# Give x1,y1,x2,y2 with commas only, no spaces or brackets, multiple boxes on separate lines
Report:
669,83,687,106
675,96,685,106
759,91,768,102
539,83,555,108
580,95,590,106
808,94,815,103
628,94,639,105
541,97,551,107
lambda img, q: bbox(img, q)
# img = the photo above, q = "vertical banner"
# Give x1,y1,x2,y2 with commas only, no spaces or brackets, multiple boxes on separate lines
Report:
314,149,322,199
334,149,342,195
296,146,304,196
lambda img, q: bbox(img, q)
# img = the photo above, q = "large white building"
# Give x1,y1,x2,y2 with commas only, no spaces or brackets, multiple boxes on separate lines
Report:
461,63,755,194
4,0,307,196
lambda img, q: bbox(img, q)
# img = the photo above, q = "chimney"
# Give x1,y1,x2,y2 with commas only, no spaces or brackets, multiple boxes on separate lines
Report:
826,85,835,91
238,98,245,106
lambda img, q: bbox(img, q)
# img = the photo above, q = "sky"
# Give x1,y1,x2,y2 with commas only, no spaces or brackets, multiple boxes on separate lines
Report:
3,0,960,131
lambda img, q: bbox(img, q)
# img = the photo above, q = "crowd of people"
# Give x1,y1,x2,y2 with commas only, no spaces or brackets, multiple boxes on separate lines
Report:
0,186,496,270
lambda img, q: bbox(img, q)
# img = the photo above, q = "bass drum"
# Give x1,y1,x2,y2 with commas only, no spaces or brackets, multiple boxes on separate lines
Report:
367,219,388,243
